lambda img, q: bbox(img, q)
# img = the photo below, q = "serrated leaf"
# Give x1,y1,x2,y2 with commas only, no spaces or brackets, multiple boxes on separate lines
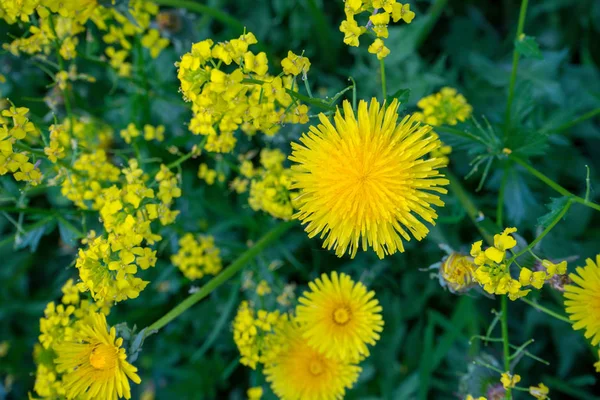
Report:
515,35,543,60
538,197,570,229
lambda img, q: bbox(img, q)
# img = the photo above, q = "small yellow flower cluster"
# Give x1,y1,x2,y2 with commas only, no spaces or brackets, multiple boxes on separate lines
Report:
471,227,568,300
232,301,285,369
171,233,223,280
33,279,112,398
0,105,42,185
414,87,473,126
198,163,224,185
54,65,96,91
234,271,383,399
62,158,181,303
246,148,296,220
120,123,166,144
339,0,415,59
176,33,309,153
1,0,169,77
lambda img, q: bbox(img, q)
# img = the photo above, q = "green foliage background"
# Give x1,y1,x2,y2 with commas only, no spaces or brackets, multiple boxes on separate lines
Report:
1,0,600,399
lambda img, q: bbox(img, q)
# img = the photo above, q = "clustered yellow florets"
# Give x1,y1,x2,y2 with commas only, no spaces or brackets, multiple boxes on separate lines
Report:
64,158,181,304
438,252,478,293
246,148,296,220
564,254,600,345
176,33,310,153
0,105,42,185
171,233,223,280
340,0,415,59
232,301,285,369
1,0,169,77
290,98,449,259
33,279,140,400
233,271,383,399
470,227,567,300
414,87,473,127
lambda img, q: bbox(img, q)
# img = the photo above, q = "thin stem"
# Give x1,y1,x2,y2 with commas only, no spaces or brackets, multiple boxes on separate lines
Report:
547,107,600,134
504,0,529,134
152,0,245,33
415,0,448,49
507,199,572,265
520,297,571,324
510,155,600,212
144,221,295,336
501,295,512,400
303,75,313,98
497,162,509,227
379,58,386,100
446,170,497,245
348,76,357,111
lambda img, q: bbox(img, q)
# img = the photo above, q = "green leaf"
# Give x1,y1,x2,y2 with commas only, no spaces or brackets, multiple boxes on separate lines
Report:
58,218,82,248
538,197,570,229
515,34,543,60
386,88,411,106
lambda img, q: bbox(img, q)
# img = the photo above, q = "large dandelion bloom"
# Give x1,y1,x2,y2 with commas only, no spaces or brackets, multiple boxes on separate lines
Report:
564,254,600,345
295,271,384,362
54,313,141,400
289,98,449,259
264,319,361,400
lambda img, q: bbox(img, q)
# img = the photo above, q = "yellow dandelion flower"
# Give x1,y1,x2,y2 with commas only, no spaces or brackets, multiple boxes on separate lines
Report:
564,254,600,345
54,313,141,400
289,99,449,259
264,319,361,400
295,271,383,362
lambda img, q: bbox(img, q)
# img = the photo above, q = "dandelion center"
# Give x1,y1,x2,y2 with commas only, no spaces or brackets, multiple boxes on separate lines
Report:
308,358,325,376
333,306,351,325
89,343,117,370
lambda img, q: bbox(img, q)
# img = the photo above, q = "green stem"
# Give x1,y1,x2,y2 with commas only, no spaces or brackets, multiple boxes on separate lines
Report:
504,0,529,134
144,221,295,336
379,58,387,100
520,297,571,324
153,0,245,33
446,170,496,245
303,75,313,98
501,295,512,400
415,0,448,49
510,155,600,212
547,107,600,134
507,199,571,265
166,150,195,169
497,162,509,227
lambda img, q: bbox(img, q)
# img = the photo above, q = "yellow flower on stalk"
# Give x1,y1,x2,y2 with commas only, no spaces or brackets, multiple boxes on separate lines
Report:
54,313,141,400
485,227,518,263
264,319,361,400
281,51,311,76
519,268,546,289
295,271,383,362
500,372,521,389
529,383,549,399
564,254,600,345
247,386,263,400
368,38,390,60
289,99,449,259
339,18,366,47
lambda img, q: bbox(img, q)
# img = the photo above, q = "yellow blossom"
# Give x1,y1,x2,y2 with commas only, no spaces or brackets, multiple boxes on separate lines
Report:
289,99,449,258
529,383,549,399
500,372,521,389
368,38,390,60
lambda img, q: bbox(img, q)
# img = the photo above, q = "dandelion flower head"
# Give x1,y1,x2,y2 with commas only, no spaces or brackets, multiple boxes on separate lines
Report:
295,271,384,362
264,318,361,400
54,312,141,400
289,98,449,259
564,254,600,345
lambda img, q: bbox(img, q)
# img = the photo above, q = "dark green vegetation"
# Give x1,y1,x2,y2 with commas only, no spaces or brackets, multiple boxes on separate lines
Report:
1,0,600,399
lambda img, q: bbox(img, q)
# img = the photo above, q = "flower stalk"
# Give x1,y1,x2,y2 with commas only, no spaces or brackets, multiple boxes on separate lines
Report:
144,221,295,337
